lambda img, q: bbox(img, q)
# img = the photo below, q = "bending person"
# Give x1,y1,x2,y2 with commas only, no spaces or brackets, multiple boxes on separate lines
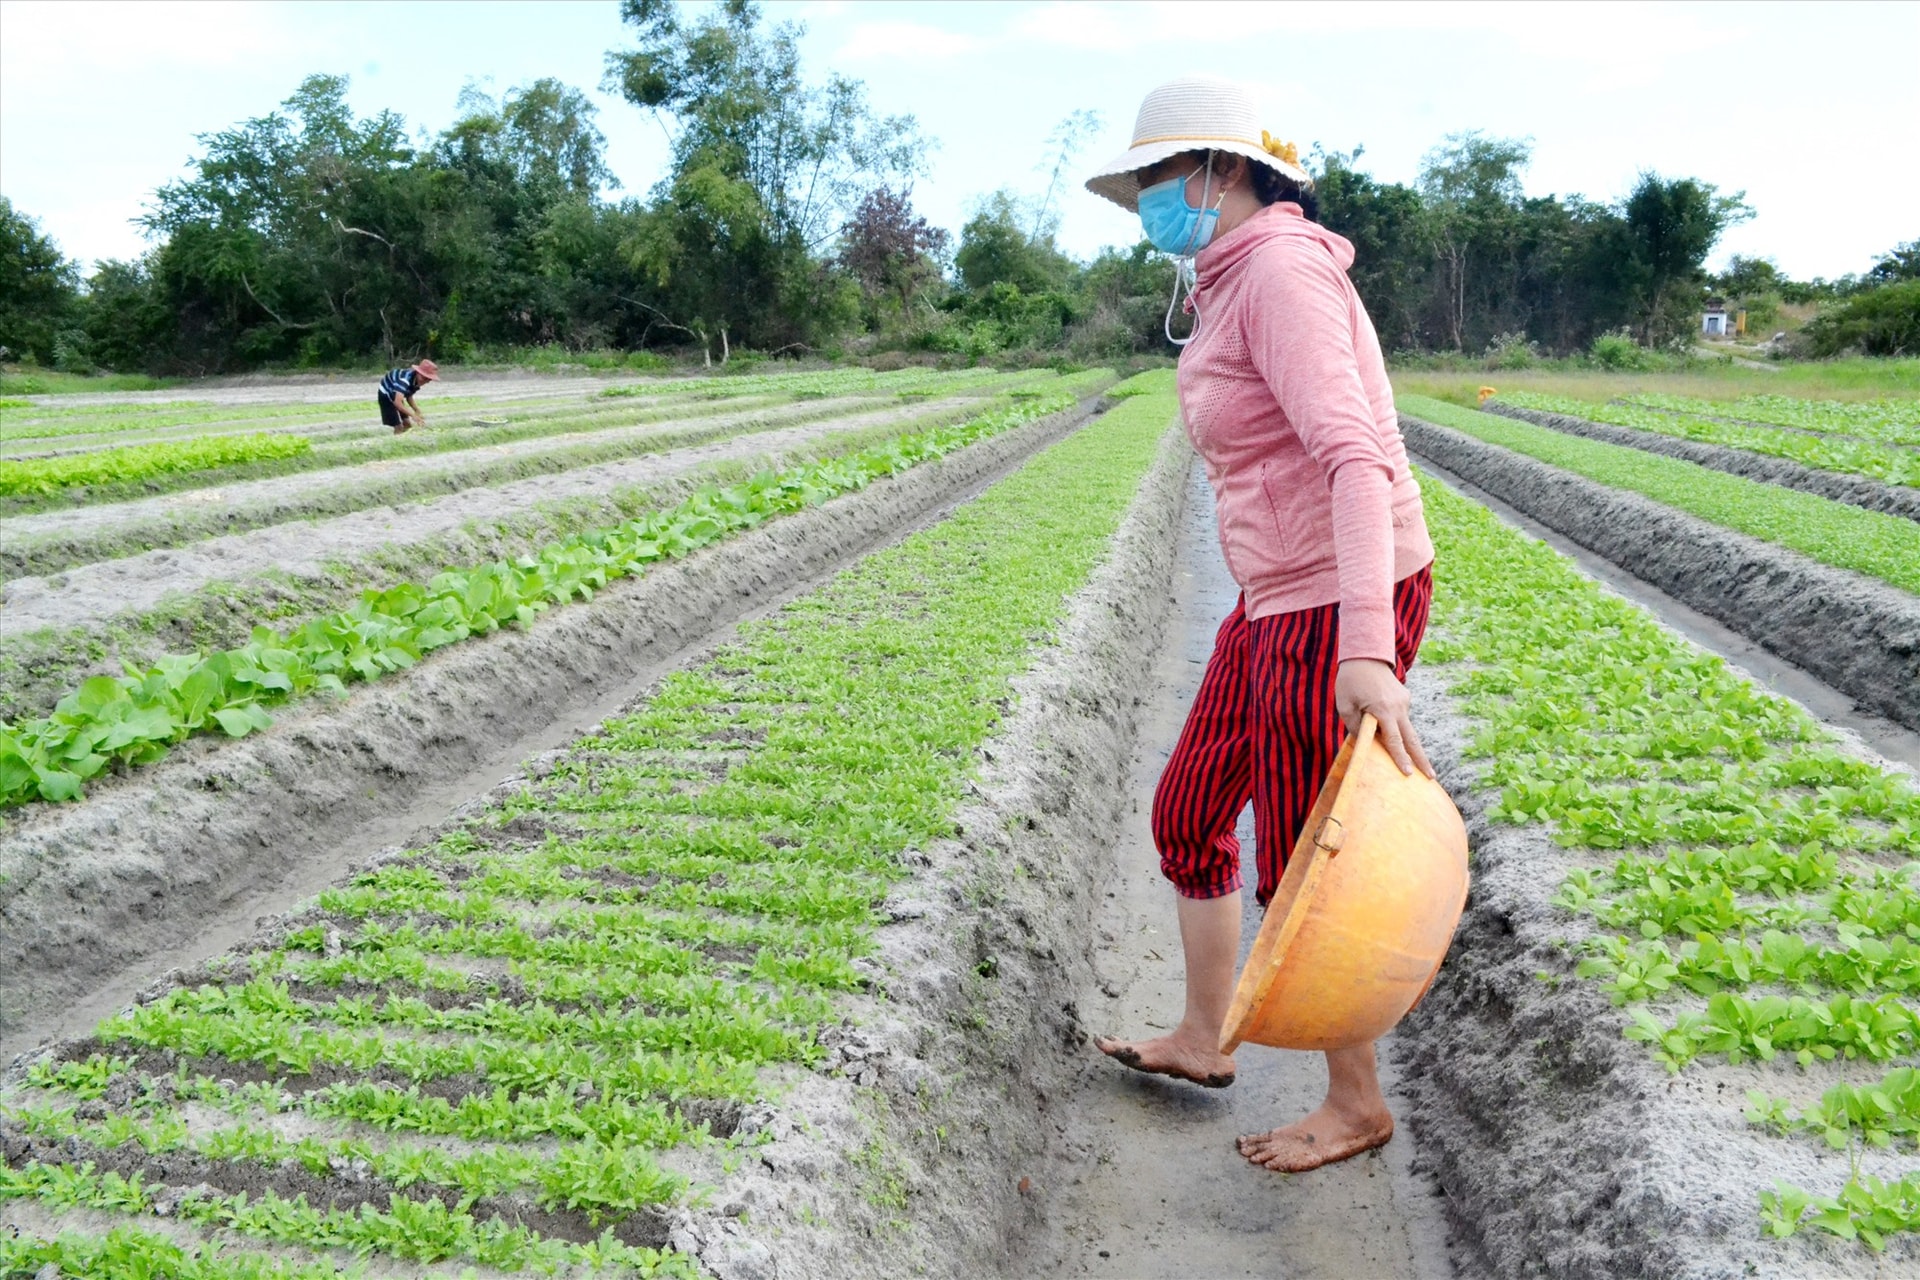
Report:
377,358,439,433
1083,77,1437,1174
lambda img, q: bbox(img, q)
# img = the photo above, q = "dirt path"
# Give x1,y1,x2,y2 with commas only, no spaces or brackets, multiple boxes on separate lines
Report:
0,401,946,637
1024,461,1453,1280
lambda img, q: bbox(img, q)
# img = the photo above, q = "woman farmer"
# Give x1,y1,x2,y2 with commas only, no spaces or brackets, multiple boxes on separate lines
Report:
1084,76,1437,1174
377,359,439,433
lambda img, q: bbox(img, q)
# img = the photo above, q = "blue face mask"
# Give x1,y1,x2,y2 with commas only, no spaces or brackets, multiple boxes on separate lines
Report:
1137,160,1220,257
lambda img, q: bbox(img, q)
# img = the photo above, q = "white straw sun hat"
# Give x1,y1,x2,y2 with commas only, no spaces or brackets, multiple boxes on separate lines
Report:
1084,75,1310,213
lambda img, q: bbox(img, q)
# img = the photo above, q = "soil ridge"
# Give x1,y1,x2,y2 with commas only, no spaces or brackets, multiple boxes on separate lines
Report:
1401,414,1920,735
1482,401,1920,522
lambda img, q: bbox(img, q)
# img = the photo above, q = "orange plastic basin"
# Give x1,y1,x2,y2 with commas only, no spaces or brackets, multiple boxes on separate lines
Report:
1220,713,1470,1053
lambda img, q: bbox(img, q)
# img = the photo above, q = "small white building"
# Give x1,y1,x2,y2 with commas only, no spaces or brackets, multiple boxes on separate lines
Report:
1702,298,1729,336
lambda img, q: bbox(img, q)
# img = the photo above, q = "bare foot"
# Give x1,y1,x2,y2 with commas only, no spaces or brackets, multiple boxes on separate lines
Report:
1095,1032,1235,1089
1236,1101,1393,1172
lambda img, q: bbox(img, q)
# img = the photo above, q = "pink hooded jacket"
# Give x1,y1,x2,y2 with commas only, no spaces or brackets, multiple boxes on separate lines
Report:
1177,202,1434,665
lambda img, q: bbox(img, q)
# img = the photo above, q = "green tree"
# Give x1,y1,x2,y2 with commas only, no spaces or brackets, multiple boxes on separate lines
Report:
954,191,1074,294
1417,131,1533,352
1867,238,1920,286
603,0,921,357
0,197,81,365
1619,173,1751,345
1802,280,1920,356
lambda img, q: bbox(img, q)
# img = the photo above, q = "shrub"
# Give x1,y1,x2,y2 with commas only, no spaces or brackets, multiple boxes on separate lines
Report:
1482,331,1539,370
1801,282,1920,358
1590,329,1654,370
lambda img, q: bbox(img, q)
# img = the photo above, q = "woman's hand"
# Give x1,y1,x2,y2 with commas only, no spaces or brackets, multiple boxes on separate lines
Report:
1334,658,1435,779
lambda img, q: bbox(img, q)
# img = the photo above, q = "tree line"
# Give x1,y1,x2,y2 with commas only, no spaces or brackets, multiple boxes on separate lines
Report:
2,0,1913,376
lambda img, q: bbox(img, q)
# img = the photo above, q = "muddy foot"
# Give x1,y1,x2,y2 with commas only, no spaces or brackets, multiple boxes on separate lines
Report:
1095,1033,1235,1089
1236,1103,1393,1172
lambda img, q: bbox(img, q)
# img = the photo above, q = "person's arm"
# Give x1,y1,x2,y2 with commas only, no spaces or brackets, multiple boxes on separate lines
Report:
1242,243,1432,778
403,394,424,424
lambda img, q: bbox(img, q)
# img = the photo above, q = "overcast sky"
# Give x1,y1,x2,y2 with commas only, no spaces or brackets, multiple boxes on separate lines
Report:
3,0,1915,281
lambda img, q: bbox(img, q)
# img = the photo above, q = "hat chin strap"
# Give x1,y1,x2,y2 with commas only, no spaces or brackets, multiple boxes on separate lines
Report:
1164,153,1217,348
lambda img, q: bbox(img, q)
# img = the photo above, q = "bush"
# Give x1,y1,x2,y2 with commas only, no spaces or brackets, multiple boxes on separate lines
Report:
1482,331,1539,370
1589,329,1654,370
1801,282,1920,358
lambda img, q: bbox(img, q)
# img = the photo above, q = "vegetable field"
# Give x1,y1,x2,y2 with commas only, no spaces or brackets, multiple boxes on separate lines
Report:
5,362,1920,1277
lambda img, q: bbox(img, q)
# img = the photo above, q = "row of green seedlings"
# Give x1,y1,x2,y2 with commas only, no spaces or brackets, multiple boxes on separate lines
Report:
0,362,1014,444
2,366,1028,459
1622,392,1920,449
0,379,1106,806
0,391,571,448
0,384,1069,726
50,388,795,456
0,432,313,500
0,375,1179,1277
1399,394,1920,594
1420,475,1920,1249
0,369,1032,512
0,379,1048,584
1492,391,1920,488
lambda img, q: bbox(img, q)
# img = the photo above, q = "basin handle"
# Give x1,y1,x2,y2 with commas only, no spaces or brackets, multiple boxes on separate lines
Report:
1312,816,1345,855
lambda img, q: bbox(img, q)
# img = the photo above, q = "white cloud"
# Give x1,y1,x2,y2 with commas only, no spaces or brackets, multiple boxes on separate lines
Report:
834,19,986,61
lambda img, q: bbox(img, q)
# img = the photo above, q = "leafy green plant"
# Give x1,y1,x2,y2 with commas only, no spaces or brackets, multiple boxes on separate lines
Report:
0,386,1100,806
1416,466,1920,1248
1,371,1179,1269
1491,389,1920,487
0,431,311,497
1400,394,1920,591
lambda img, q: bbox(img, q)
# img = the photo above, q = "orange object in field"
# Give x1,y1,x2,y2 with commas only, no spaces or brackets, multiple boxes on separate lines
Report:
1477,385,1497,405
1220,713,1469,1053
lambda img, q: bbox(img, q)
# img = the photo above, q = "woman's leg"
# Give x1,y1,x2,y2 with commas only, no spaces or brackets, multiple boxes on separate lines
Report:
1096,600,1254,1087
1235,566,1434,1171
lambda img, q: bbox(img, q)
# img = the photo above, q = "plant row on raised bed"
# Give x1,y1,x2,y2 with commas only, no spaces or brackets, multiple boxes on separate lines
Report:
1399,395,1920,594
1623,393,1920,448
0,364,1016,445
0,386,1094,727
0,374,1179,1277
1419,474,1920,1249
0,432,314,500
1493,391,1920,487
0,371,1041,513
0,379,1112,806
0,390,1033,585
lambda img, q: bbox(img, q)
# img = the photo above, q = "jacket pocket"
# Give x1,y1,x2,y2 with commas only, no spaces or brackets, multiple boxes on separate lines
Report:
1257,460,1302,568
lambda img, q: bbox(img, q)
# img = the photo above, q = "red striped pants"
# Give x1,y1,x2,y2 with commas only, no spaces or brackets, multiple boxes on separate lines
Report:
1152,564,1434,907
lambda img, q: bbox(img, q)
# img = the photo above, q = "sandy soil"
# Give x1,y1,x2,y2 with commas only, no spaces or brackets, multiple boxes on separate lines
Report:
1484,402,1920,522
1402,414,1920,735
0,397,972,639
1020,462,1452,1279
0,399,1099,1057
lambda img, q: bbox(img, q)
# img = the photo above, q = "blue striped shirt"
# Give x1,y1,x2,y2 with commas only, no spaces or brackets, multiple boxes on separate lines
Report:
378,368,419,400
